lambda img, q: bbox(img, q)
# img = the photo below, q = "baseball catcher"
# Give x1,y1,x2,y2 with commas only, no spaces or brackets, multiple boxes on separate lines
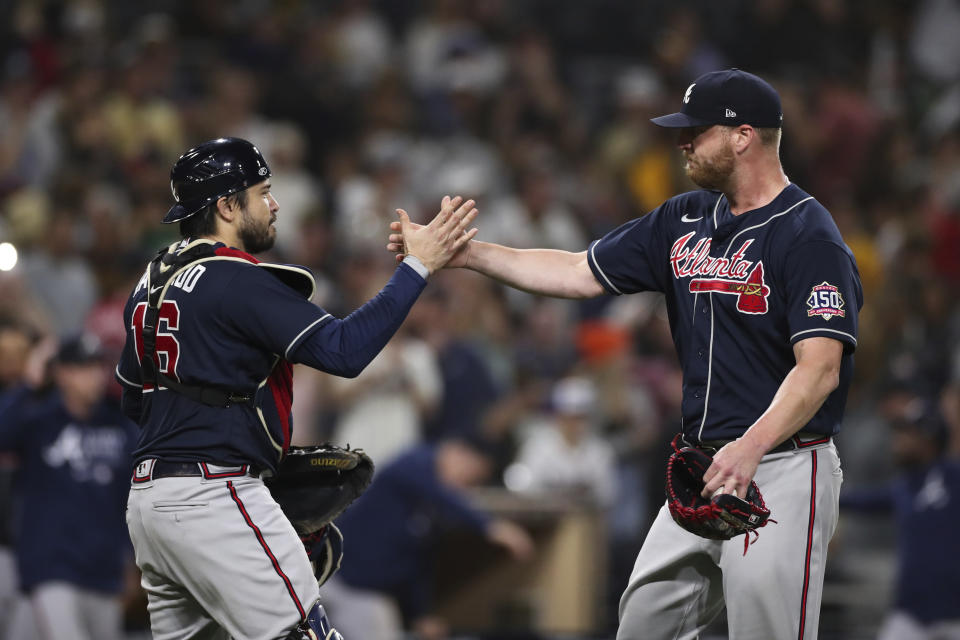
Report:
665,436,773,554
118,135,478,640
266,444,375,585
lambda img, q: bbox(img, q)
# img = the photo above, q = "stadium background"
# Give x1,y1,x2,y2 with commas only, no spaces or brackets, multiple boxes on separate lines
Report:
0,0,958,638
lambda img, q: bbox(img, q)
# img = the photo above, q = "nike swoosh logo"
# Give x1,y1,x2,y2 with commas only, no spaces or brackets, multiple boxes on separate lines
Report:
150,285,163,294
681,213,703,223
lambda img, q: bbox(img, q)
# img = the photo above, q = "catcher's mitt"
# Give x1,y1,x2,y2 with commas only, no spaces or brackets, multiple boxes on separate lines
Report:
266,444,374,535
665,437,772,554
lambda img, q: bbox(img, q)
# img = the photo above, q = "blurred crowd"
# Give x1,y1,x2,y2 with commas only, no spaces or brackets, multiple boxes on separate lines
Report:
1,0,959,638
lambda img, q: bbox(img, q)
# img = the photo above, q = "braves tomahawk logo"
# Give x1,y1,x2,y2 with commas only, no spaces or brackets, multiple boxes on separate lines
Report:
670,232,770,314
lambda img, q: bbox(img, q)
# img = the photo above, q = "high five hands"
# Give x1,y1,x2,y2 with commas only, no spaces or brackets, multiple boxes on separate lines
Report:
388,195,478,273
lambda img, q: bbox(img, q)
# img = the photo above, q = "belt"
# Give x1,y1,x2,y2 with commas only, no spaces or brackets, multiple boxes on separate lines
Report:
132,459,262,484
688,433,832,455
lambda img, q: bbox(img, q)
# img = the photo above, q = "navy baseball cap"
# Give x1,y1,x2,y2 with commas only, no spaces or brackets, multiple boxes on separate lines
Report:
55,334,105,364
651,69,783,129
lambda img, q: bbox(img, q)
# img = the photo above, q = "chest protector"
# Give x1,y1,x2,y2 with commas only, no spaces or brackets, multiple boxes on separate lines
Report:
139,239,315,409
140,241,251,407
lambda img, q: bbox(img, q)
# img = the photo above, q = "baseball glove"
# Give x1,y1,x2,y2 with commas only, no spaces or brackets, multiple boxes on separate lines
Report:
266,444,374,535
665,437,773,554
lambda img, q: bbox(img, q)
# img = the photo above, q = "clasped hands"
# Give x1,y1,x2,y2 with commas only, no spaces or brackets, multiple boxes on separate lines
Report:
387,195,478,274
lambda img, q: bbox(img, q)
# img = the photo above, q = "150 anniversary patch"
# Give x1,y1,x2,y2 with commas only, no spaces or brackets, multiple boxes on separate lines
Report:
806,282,845,321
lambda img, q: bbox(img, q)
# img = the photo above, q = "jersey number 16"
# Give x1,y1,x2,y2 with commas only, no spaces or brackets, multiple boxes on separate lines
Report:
131,300,181,390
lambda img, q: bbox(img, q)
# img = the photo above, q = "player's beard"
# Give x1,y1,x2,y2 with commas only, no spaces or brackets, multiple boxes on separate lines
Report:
684,140,735,191
238,208,276,254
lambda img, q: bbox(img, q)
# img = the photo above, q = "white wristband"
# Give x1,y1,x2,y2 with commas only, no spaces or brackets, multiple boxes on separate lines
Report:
402,255,430,280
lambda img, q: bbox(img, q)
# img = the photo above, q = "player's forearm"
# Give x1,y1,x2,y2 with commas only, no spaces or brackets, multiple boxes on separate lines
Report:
740,358,840,454
464,241,604,299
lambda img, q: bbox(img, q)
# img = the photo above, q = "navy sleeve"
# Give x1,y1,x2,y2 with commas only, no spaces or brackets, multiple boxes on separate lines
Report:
383,447,491,533
586,206,669,295
414,479,490,532
289,263,429,378
839,485,895,513
218,265,339,360
115,296,144,390
782,240,862,353
115,296,144,423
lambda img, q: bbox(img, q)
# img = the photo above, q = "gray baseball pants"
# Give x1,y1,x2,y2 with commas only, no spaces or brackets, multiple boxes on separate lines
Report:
617,442,842,640
126,468,320,640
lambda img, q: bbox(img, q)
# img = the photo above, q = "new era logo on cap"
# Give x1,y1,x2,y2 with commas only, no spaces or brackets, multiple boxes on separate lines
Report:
651,69,783,129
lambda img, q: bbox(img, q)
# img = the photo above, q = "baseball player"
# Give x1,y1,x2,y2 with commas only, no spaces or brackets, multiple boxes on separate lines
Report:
0,334,138,640
389,69,863,639
841,400,960,639
115,137,477,640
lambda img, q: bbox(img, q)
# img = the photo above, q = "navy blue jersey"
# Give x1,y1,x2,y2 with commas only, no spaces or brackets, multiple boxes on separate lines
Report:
0,386,137,594
116,240,427,472
841,459,960,624
335,445,490,617
587,183,862,444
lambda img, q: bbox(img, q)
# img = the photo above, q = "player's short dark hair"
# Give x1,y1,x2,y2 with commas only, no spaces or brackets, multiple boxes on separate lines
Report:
757,127,781,148
178,190,248,239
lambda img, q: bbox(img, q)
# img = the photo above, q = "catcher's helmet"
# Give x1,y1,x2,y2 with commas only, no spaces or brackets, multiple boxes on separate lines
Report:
163,137,271,224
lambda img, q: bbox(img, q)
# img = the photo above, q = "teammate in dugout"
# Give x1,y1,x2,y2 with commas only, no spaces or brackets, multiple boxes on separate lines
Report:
0,334,137,640
115,136,478,640
389,69,863,639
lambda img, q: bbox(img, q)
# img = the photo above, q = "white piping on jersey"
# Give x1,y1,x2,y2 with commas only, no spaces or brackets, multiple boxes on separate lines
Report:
790,327,857,346
115,365,142,388
589,240,623,294
711,193,723,230
285,314,332,359
256,355,285,455
720,197,813,260
696,195,815,443
697,293,716,439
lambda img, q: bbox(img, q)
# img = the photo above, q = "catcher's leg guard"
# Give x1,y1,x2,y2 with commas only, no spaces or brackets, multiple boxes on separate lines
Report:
301,524,343,587
285,600,344,640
